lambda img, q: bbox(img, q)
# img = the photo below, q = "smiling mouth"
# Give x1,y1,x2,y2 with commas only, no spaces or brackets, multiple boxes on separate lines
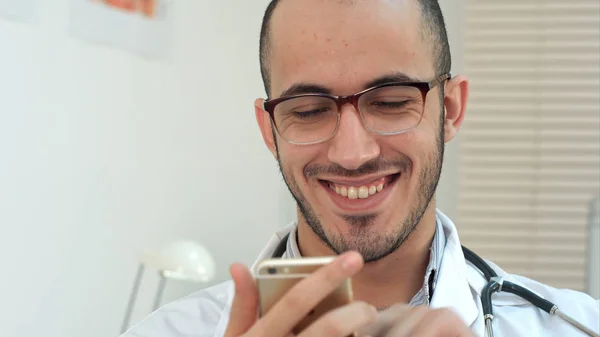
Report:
319,173,401,200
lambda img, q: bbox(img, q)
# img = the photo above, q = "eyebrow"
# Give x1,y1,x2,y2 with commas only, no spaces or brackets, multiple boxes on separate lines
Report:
279,83,331,98
363,72,421,89
278,72,422,98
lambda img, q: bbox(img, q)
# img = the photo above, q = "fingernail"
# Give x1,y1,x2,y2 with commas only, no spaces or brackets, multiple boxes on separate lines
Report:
342,252,362,271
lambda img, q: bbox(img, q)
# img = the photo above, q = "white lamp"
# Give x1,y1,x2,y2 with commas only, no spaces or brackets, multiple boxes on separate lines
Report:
120,240,216,334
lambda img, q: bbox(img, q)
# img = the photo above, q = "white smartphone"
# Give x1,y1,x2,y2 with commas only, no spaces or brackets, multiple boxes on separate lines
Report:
255,257,355,335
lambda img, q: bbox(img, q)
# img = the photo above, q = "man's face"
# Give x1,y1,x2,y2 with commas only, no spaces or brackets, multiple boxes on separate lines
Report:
261,0,446,262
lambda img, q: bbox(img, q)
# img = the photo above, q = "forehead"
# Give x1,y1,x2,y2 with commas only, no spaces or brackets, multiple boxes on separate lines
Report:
268,0,434,97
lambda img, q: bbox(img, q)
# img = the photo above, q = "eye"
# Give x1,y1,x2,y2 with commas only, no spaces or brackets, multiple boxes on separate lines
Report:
292,107,330,119
371,100,410,109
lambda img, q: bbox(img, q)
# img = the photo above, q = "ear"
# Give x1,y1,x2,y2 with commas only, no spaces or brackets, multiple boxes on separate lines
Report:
442,75,469,143
254,98,277,158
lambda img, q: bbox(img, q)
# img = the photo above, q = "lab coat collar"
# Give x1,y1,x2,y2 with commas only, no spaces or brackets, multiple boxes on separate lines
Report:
251,223,295,274
429,210,480,328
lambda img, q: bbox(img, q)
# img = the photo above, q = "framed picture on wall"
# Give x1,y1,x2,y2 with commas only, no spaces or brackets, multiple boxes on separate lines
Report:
88,0,160,19
69,0,173,61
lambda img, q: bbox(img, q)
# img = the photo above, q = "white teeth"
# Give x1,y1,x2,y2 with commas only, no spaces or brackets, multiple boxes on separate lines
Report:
358,186,369,199
369,186,377,195
340,186,348,196
347,187,358,199
329,182,386,199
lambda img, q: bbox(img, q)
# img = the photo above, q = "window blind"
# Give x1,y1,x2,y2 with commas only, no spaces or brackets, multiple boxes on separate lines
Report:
458,0,600,292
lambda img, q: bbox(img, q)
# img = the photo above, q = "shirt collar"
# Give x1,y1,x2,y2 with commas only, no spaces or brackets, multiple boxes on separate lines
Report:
283,215,447,306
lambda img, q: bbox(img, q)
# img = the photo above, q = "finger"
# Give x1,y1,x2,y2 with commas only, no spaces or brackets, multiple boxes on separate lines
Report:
382,306,429,337
297,301,377,337
224,263,259,337
250,251,364,336
408,308,475,337
357,303,413,336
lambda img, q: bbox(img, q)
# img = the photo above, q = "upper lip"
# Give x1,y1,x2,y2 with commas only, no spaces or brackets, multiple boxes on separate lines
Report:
319,172,400,186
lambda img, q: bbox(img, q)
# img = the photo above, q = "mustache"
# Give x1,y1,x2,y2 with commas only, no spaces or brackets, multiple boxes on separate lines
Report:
304,156,412,179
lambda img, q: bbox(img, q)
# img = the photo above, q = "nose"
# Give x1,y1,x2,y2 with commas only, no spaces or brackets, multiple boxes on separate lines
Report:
327,104,381,170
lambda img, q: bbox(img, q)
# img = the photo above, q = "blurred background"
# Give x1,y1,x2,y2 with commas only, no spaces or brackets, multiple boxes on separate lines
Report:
0,1,597,337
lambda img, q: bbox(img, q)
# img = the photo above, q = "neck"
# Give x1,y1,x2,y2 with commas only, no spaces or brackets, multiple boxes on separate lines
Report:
296,205,437,309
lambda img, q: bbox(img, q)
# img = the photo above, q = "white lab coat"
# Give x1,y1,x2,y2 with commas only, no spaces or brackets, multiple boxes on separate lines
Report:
122,210,600,337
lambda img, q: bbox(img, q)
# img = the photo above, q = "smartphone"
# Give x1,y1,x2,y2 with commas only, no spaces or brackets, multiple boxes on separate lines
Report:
255,257,355,335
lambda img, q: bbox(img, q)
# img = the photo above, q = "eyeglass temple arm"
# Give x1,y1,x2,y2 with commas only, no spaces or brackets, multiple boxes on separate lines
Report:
430,73,452,89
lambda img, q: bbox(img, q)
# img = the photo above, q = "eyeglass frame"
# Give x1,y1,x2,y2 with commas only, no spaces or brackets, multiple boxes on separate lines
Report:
262,73,451,145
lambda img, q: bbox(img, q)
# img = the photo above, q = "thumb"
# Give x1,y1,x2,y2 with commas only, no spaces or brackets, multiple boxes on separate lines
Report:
224,263,259,337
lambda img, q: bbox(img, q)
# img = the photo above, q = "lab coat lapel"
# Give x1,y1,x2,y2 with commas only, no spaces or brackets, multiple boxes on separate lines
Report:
429,211,481,330
250,223,295,272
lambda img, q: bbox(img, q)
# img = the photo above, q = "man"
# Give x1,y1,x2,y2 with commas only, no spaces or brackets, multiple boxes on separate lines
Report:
122,0,600,336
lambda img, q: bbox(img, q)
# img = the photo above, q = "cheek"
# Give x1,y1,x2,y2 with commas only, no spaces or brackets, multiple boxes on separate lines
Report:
410,132,440,171
278,144,323,183
382,126,439,180
413,107,443,158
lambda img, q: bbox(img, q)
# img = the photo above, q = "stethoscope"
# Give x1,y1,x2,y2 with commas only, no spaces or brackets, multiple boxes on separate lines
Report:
272,233,600,337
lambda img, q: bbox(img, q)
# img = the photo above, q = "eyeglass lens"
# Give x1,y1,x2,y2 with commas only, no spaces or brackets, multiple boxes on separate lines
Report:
272,85,424,144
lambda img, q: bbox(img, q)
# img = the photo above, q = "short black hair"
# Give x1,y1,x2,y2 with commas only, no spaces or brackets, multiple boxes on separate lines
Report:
259,0,452,96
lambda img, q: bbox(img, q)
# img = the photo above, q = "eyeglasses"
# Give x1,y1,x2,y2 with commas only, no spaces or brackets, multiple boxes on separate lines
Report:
263,73,451,145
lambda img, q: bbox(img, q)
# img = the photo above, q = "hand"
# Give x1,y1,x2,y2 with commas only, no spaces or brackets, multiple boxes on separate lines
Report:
224,251,378,337
357,304,476,337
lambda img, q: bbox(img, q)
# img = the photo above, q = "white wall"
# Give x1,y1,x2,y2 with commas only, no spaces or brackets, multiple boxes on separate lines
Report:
0,1,462,337
0,1,280,337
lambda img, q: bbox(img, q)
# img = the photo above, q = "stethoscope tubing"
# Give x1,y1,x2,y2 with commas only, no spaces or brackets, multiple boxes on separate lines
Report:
463,246,599,337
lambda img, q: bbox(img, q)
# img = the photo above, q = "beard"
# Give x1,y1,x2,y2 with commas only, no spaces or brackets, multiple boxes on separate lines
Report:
274,114,445,263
